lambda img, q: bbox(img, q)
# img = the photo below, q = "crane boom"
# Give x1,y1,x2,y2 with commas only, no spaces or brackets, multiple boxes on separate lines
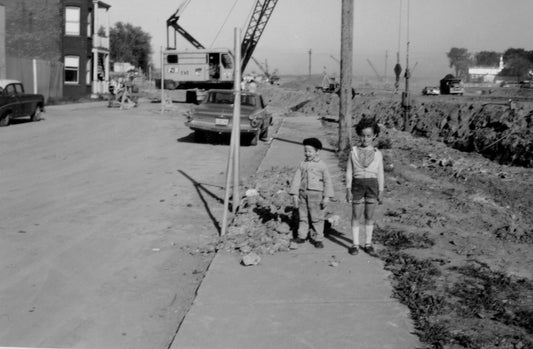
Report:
241,0,278,73
366,59,383,82
166,1,205,49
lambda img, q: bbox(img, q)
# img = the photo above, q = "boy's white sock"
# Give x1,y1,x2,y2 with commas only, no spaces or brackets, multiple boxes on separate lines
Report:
351,224,360,247
365,225,374,245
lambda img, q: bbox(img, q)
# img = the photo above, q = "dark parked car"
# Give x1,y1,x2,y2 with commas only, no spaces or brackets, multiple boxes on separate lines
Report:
185,89,272,145
0,80,45,126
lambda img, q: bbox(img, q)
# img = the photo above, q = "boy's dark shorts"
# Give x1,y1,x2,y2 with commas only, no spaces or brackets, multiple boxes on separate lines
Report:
351,177,379,204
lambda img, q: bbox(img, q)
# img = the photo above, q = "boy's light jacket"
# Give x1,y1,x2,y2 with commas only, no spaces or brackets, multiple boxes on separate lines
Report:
289,159,334,198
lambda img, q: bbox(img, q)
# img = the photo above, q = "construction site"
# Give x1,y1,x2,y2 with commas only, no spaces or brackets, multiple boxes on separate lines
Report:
1,0,532,348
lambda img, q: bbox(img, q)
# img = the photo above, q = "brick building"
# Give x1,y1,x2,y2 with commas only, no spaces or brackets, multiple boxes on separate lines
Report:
1,0,111,98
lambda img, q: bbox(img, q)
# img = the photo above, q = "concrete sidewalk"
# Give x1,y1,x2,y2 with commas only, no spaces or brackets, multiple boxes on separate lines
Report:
171,115,421,349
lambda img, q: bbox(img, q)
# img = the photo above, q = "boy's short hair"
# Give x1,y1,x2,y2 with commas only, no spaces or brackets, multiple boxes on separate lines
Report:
303,137,322,150
355,117,380,136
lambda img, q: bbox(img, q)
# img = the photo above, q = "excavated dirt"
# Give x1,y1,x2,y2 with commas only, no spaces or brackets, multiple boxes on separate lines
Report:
295,92,533,168
220,83,533,348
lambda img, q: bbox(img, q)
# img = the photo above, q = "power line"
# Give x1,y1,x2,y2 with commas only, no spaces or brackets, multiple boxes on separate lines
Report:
210,0,241,48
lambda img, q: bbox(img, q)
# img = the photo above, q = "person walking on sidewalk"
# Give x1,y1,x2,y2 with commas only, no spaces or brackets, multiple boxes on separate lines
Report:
289,138,334,248
345,118,384,255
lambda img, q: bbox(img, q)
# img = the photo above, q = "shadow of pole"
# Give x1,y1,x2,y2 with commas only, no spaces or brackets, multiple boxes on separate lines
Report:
178,170,225,234
273,136,337,153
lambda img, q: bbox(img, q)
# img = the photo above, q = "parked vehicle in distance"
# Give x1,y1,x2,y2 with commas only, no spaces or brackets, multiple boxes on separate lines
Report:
422,86,440,96
0,80,45,127
184,90,272,146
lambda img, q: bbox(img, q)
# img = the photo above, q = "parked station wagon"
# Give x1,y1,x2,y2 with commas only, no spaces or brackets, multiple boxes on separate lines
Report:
185,90,272,145
0,80,45,127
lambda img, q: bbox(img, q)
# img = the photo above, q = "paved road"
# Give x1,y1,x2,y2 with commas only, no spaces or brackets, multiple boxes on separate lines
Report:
0,101,271,348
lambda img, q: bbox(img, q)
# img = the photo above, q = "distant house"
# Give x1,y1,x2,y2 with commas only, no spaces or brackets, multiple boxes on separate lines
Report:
1,0,111,98
468,56,504,83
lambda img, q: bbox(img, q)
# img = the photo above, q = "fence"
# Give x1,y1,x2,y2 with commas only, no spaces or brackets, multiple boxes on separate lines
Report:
6,56,63,102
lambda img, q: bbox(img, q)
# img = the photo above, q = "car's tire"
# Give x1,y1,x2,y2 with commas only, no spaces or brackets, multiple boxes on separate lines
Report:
166,81,176,90
0,112,10,127
249,130,259,146
185,90,198,104
31,107,42,122
259,124,269,141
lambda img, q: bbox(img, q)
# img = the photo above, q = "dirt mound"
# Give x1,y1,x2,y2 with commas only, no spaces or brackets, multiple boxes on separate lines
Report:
260,85,314,109
297,93,533,167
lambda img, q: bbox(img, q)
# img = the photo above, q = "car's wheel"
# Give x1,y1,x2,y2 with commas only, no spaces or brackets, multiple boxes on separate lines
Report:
0,112,10,127
31,107,42,122
166,81,176,90
185,90,198,104
249,130,259,146
259,124,269,141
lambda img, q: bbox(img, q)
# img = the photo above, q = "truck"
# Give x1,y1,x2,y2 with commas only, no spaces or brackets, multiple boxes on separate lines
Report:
161,0,279,103
0,80,45,127
440,74,464,95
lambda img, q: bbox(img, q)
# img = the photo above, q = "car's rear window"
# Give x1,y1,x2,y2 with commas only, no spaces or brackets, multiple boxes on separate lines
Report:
207,92,256,106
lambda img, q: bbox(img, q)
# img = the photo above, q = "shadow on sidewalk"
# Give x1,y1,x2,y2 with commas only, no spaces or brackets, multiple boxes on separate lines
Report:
178,170,224,234
325,222,352,250
273,136,337,153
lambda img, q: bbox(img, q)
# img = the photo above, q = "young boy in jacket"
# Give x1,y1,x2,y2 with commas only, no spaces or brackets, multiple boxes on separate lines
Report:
289,138,334,248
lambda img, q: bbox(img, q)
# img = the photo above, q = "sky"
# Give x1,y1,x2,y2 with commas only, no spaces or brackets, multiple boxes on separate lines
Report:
105,0,533,79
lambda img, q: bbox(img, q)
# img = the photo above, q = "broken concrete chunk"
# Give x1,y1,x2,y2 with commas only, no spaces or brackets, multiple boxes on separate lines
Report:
242,252,261,266
245,189,259,197
276,222,291,234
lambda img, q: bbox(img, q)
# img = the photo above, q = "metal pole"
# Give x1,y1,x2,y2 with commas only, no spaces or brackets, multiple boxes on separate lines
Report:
160,46,165,114
221,128,235,236
221,28,242,236
338,0,353,152
308,49,312,78
32,59,37,94
232,28,241,212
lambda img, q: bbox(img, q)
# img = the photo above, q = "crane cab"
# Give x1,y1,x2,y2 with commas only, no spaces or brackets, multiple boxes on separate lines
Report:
163,49,234,90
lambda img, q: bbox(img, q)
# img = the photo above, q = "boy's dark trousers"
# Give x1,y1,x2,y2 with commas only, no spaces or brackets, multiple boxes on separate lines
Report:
297,189,325,242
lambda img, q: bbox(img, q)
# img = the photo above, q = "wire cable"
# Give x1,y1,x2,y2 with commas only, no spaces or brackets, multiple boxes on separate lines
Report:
210,0,241,48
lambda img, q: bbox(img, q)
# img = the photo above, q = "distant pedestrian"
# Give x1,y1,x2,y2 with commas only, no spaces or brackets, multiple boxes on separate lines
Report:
290,137,334,248
345,118,384,255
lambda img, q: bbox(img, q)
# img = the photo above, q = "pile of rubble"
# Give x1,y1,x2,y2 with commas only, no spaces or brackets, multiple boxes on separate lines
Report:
205,167,298,264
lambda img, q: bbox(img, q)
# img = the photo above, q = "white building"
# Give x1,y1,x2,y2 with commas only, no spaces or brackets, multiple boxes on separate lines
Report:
468,56,504,83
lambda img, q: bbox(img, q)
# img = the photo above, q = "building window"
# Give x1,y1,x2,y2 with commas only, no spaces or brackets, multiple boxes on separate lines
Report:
65,7,81,36
87,11,92,37
65,56,80,84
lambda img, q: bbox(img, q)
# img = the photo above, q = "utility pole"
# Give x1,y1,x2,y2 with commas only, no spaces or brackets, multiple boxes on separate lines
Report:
401,0,411,131
384,50,388,82
308,49,312,78
338,0,353,152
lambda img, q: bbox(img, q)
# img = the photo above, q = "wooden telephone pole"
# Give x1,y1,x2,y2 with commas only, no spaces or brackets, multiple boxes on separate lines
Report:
338,0,353,152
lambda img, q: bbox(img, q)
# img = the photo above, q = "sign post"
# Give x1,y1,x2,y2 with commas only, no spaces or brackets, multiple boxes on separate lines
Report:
221,28,242,236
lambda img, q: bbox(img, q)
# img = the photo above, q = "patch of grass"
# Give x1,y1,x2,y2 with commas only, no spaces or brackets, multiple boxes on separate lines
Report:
375,227,435,250
375,227,533,348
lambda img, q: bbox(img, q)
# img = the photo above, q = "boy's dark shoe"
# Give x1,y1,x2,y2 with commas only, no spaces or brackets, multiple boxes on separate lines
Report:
364,244,376,255
348,245,359,255
291,237,306,244
314,241,324,249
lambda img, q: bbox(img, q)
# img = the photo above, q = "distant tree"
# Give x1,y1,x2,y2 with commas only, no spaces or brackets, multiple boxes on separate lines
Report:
474,51,501,66
500,56,532,79
110,22,152,72
446,47,472,78
499,48,533,79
